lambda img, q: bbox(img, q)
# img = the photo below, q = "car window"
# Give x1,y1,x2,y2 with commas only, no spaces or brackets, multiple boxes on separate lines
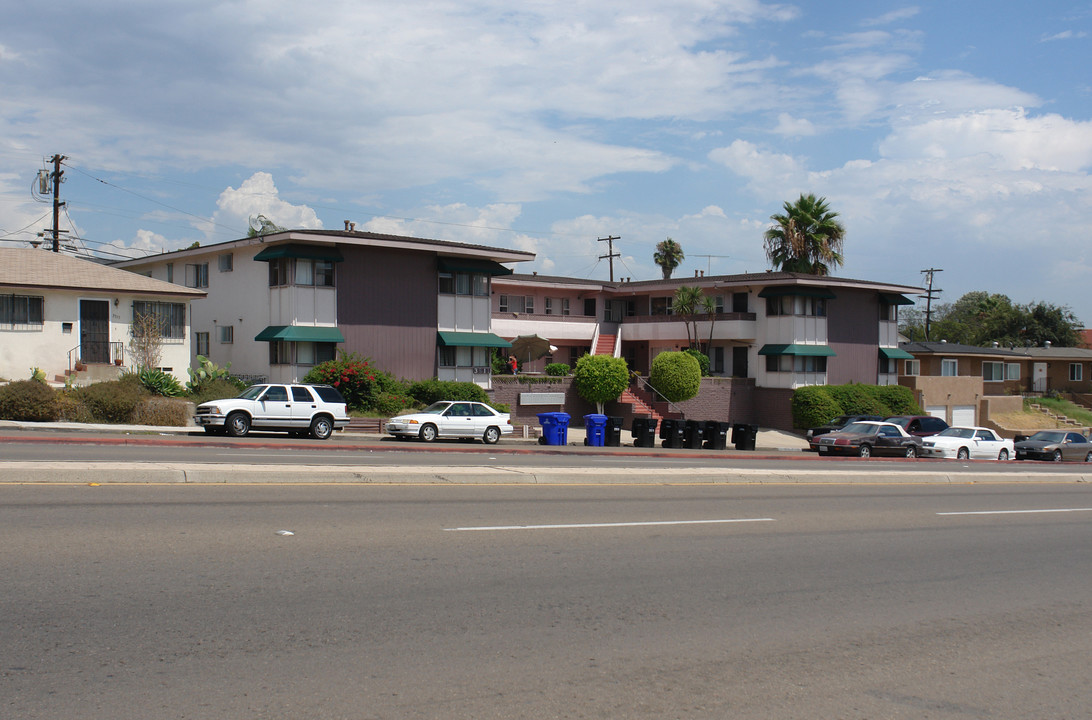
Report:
1066,433,1086,443
312,386,346,404
473,404,496,417
239,385,265,400
908,420,921,432
975,430,995,441
291,386,315,402
446,403,471,417
879,426,897,436
261,386,289,402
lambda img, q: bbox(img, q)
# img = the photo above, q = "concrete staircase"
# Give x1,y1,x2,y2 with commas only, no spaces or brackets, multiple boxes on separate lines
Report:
594,333,616,356
620,388,662,423
1028,402,1084,428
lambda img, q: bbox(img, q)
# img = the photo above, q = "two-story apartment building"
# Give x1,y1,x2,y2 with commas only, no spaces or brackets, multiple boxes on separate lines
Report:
114,228,533,386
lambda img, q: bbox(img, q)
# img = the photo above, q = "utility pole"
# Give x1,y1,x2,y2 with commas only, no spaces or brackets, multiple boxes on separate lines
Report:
598,236,620,282
49,154,67,252
919,268,943,341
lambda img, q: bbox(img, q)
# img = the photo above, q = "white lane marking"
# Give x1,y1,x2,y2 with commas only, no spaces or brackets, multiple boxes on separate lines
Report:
445,518,774,532
938,507,1092,516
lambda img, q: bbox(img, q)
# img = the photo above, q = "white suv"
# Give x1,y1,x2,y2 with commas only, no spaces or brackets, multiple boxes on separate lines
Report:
194,384,350,439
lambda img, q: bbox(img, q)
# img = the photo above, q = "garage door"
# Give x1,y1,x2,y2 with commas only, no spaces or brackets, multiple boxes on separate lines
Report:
926,406,946,422
952,405,976,427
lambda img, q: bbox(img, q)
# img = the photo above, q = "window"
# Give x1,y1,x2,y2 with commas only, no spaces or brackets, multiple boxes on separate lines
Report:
219,326,233,344
314,260,335,287
765,355,827,373
195,332,209,356
583,298,596,317
1006,363,1020,380
765,296,792,316
561,298,570,315
270,341,291,365
438,272,455,294
455,273,471,296
166,263,174,283
1070,363,1083,382
218,253,233,272
941,358,958,377
292,386,315,402
879,301,897,321
262,385,288,402
132,301,185,340
185,263,208,288
766,295,826,317
983,361,1005,381
439,346,456,367
880,357,897,374
269,258,290,287
544,297,554,315
269,258,335,287
0,294,44,329
712,296,725,313
473,275,488,297
651,297,674,315
905,359,920,376
499,295,533,313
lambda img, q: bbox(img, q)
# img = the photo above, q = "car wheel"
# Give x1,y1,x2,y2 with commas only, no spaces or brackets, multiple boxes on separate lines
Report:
858,444,872,459
310,416,334,440
998,449,1009,461
1085,451,1092,463
957,447,970,460
1052,449,1063,462
225,412,250,437
419,423,438,442
483,426,501,445
905,445,918,459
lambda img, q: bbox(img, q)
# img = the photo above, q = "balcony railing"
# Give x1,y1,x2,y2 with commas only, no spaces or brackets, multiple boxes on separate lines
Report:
69,342,124,369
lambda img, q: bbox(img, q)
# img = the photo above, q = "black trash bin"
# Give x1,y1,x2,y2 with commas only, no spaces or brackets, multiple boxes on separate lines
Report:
604,416,624,447
660,419,685,449
631,417,658,447
684,420,705,449
732,423,758,451
703,421,730,450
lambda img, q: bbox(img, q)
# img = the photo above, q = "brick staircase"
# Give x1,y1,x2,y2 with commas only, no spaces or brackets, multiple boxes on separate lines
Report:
594,333,616,356
620,388,662,423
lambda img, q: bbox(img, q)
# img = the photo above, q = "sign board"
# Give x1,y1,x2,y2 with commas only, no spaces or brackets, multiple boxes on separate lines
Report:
520,392,566,406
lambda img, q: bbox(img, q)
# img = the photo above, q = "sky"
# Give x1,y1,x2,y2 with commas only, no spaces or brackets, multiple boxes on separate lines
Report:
2,1,1092,323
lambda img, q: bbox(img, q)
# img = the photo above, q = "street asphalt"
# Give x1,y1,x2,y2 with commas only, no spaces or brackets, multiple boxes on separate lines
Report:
1,420,1090,485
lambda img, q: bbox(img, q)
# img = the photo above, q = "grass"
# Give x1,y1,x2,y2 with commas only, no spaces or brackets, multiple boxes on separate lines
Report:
1028,396,1092,426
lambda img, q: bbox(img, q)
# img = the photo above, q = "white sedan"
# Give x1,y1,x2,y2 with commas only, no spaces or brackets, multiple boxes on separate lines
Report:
386,401,513,444
919,426,1014,461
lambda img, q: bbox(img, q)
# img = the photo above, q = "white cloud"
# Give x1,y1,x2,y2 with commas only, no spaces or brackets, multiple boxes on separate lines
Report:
772,113,817,137
1041,30,1087,42
212,172,322,240
862,7,921,27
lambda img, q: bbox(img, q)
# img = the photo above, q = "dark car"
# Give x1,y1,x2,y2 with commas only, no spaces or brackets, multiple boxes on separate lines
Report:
1014,430,1092,462
813,421,923,458
884,415,949,437
805,414,884,445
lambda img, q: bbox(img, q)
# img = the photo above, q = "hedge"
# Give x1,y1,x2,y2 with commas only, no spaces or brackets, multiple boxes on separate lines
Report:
791,383,921,429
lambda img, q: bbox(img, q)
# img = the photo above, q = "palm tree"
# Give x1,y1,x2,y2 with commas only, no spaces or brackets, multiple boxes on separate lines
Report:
763,194,845,275
673,285,705,348
654,238,685,279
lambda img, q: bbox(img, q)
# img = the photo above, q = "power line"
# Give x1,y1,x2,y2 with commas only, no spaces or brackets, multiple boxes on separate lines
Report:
598,235,620,282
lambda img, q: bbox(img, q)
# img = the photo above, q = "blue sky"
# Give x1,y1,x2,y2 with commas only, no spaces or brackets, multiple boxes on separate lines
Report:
3,1,1092,324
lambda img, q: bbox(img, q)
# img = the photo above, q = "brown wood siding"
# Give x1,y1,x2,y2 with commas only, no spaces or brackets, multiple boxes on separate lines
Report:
336,246,438,380
826,288,880,385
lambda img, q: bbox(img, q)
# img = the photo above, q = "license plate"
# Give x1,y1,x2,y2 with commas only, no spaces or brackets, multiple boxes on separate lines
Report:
818,446,828,453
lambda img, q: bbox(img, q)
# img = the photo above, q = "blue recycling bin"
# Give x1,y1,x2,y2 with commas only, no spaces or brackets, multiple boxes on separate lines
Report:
537,412,571,446
583,413,608,447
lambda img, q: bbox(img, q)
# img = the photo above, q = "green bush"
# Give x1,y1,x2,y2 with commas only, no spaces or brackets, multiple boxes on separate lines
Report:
648,351,701,403
138,368,186,397
131,396,192,426
790,386,843,430
545,363,570,376
372,390,412,416
56,390,95,423
188,377,248,406
682,348,710,377
407,379,490,406
827,383,886,415
76,379,149,424
874,384,921,415
790,383,924,429
303,351,379,410
0,380,61,421
572,354,629,412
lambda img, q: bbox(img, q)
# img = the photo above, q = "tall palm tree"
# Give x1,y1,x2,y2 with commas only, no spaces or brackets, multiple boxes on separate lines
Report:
673,285,705,348
654,238,685,279
763,194,845,275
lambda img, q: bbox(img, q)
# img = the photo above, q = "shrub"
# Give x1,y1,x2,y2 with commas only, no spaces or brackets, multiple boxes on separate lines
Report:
827,383,886,415
682,348,710,377
874,384,921,415
407,379,490,406
55,390,95,423
0,380,61,421
648,351,700,403
303,351,378,410
790,386,843,430
372,390,412,416
188,377,247,406
545,363,570,376
76,379,149,424
138,368,186,397
131,396,192,426
790,383,924,429
186,355,234,394
572,354,629,412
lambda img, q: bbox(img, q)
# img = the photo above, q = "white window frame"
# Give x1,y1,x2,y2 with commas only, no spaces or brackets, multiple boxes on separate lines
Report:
219,325,233,344
1070,363,1083,382
904,359,920,376
941,358,958,377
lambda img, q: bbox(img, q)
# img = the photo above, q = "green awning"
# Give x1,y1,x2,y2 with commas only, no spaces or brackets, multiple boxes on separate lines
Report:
758,343,837,357
879,346,915,360
253,244,344,262
254,325,346,342
757,286,836,299
437,257,513,276
437,331,512,348
879,293,915,306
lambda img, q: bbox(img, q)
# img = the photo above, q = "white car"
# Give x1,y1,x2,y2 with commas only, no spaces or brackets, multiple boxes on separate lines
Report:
920,426,1014,461
387,401,513,444
193,383,350,439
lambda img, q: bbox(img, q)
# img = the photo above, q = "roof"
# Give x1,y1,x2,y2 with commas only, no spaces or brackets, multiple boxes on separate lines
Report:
0,249,206,298
900,341,1025,357
498,271,921,296
112,229,535,268
1011,346,1092,359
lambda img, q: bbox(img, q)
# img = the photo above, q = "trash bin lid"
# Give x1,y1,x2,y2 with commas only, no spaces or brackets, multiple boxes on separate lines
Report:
583,413,608,423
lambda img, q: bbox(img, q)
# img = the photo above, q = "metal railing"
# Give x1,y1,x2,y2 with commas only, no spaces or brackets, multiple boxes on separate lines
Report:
68,342,125,370
629,371,685,419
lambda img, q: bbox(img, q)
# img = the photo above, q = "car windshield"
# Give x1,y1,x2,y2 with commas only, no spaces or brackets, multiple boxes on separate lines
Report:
238,386,266,400
826,415,851,425
937,428,975,439
420,402,452,415
840,422,878,434
1028,431,1066,443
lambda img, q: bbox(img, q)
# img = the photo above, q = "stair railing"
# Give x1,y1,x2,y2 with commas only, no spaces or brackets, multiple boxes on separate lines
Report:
629,371,685,419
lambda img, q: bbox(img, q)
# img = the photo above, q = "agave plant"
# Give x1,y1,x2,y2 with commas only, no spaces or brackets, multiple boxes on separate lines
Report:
139,368,186,397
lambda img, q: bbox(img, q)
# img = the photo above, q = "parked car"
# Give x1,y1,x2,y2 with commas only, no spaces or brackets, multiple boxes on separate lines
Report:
812,421,922,458
1014,430,1092,462
919,426,1014,461
387,401,513,444
193,383,349,439
884,415,949,437
805,414,884,444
